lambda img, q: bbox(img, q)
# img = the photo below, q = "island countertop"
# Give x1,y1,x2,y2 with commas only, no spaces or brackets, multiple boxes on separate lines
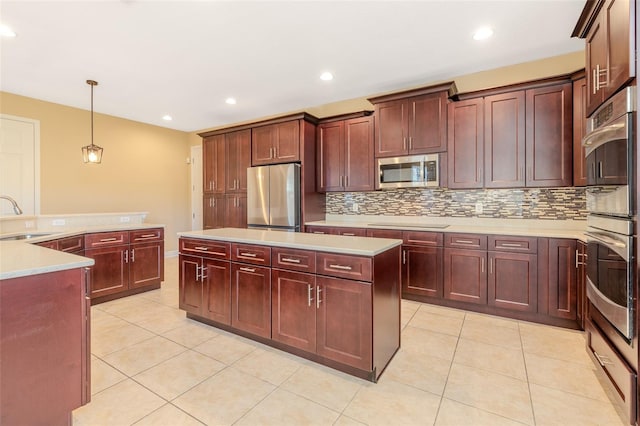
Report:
0,241,94,280
178,228,402,256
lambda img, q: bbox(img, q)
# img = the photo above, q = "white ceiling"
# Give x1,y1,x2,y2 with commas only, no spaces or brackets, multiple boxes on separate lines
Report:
0,0,586,132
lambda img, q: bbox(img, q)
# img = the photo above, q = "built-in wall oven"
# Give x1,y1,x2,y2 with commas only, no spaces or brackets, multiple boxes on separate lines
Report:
583,85,636,341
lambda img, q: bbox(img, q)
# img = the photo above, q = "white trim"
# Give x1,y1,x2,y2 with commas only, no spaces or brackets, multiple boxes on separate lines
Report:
164,250,178,258
0,114,41,215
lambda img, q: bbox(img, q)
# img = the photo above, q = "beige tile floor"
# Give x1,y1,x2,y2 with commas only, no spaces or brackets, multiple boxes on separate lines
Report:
73,257,625,426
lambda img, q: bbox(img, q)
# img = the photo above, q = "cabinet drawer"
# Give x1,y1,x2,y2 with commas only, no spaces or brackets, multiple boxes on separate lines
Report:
232,243,271,266
445,233,487,250
58,235,84,253
317,252,372,282
180,238,230,260
130,228,164,243
586,320,637,422
36,240,59,250
305,226,333,235
489,235,537,253
335,227,367,237
403,231,443,247
85,231,129,248
366,229,403,239
272,248,316,273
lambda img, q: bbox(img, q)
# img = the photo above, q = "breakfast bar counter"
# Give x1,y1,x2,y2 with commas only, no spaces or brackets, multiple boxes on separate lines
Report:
177,228,402,382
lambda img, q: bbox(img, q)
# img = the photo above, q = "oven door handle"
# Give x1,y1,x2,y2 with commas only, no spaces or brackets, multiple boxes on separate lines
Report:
581,115,627,157
585,231,631,262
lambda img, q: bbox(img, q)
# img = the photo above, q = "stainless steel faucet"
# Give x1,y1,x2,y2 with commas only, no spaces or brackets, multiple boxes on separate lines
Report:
0,196,24,215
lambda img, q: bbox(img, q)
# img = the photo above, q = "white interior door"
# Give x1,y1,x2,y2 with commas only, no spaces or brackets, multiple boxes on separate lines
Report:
190,145,203,230
0,114,40,216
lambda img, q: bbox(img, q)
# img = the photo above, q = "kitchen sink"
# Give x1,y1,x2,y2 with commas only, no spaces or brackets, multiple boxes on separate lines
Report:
0,232,54,241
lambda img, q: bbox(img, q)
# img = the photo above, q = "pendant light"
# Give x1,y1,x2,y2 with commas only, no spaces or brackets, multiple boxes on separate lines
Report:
82,80,103,164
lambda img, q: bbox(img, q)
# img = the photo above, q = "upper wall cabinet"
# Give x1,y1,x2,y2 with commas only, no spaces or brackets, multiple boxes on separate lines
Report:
368,83,456,158
573,0,635,116
225,129,251,193
203,134,226,194
448,78,573,189
317,112,374,192
252,120,300,165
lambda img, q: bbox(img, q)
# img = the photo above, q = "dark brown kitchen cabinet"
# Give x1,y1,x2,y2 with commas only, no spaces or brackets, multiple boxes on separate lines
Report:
36,235,84,254
573,75,588,186
225,193,247,229
231,262,271,338
179,239,231,324
444,247,487,305
271,269,316,353
85,228,164,303
316,275,372,371
484,91,525,188
525,83,573,187
447,98,484,189
369,84,453,157
225,129,250,193
203,134,226,194
252,120,300,165
539,238,577,320
488,251,537,313
203,194,225,229
575,0,635,116
401,231,444,300
317,114,374,192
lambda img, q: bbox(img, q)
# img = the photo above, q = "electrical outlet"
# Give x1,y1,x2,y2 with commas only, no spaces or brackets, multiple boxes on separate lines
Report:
352,203,359,213
120,216,131,223
52,219,65,226
475,202,483,214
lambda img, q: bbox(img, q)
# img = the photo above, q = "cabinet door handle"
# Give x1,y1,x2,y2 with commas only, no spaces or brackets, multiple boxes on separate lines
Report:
240,266,256,273
489,258,493,274
328,264,352,271
408,136,412,150
200,266,208,282
403,136,407,150
84,267,91,297
316,286,322,308
307,284,314,307
402,250,406,265
481,257,484,273
344,175,348,187
131,248,135,263
209,181,213,191
281,257,301,264
240,252,257,257
598,161,603,179
592,68,597,94
575,250,580,267
124,249,129,264
195,264,200,282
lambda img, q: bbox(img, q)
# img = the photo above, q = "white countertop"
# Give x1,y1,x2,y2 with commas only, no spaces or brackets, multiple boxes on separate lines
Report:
178,228,402,256
0,241,94,280
306,216,587,241
0,223,164,244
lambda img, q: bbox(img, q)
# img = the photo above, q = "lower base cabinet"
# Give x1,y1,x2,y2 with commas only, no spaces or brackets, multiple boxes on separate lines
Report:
179,236,400,382
403,245,443,299
488,251,538,312
444,247,487,304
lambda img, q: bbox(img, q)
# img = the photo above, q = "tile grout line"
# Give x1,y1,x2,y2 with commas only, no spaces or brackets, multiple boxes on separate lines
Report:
518,321,537,426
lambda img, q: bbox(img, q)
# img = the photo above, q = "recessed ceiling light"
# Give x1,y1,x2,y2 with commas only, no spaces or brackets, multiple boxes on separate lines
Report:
225,97,237,105
320,72,334,81
0,24,17,38
162,115,172,121
473,26,493,41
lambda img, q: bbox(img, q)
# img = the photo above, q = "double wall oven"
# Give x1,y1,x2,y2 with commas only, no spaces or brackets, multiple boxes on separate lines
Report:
584,86,636,341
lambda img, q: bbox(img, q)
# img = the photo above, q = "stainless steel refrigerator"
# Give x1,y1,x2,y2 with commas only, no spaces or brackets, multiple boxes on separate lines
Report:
247,163,301,231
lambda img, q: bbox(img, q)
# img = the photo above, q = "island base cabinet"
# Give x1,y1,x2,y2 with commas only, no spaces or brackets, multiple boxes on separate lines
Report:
316,276,372,371
271,269,316,353
204,258,231,325
179,254,203,316
1,268,90,425
232,263,271,338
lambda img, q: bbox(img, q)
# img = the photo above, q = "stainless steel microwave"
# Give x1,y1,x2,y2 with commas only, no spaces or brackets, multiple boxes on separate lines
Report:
376,154,440,189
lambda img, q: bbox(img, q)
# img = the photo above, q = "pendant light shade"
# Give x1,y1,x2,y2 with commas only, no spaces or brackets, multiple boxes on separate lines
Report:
82,80,103,164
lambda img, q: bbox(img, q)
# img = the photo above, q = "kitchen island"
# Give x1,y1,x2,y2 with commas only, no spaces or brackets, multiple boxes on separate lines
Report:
0,242,93,425
177,228,402,382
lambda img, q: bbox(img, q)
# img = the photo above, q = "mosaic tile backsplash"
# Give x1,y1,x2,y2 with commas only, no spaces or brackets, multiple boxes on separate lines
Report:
326,187,588,220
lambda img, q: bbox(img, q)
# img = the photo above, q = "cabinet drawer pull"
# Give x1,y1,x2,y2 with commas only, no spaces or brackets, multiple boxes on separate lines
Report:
455,239,475,245
312,231,326,234
194,246,209,251
328,264,352,271
100,237,118,242
407,239,436,245
500,243,523,248
593,351,613,366
281,257,301,264
240,252,257,257
240,267,256,273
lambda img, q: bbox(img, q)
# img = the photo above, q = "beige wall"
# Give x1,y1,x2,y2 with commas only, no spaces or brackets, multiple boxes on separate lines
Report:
188,51,585,143
0,92,191,253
